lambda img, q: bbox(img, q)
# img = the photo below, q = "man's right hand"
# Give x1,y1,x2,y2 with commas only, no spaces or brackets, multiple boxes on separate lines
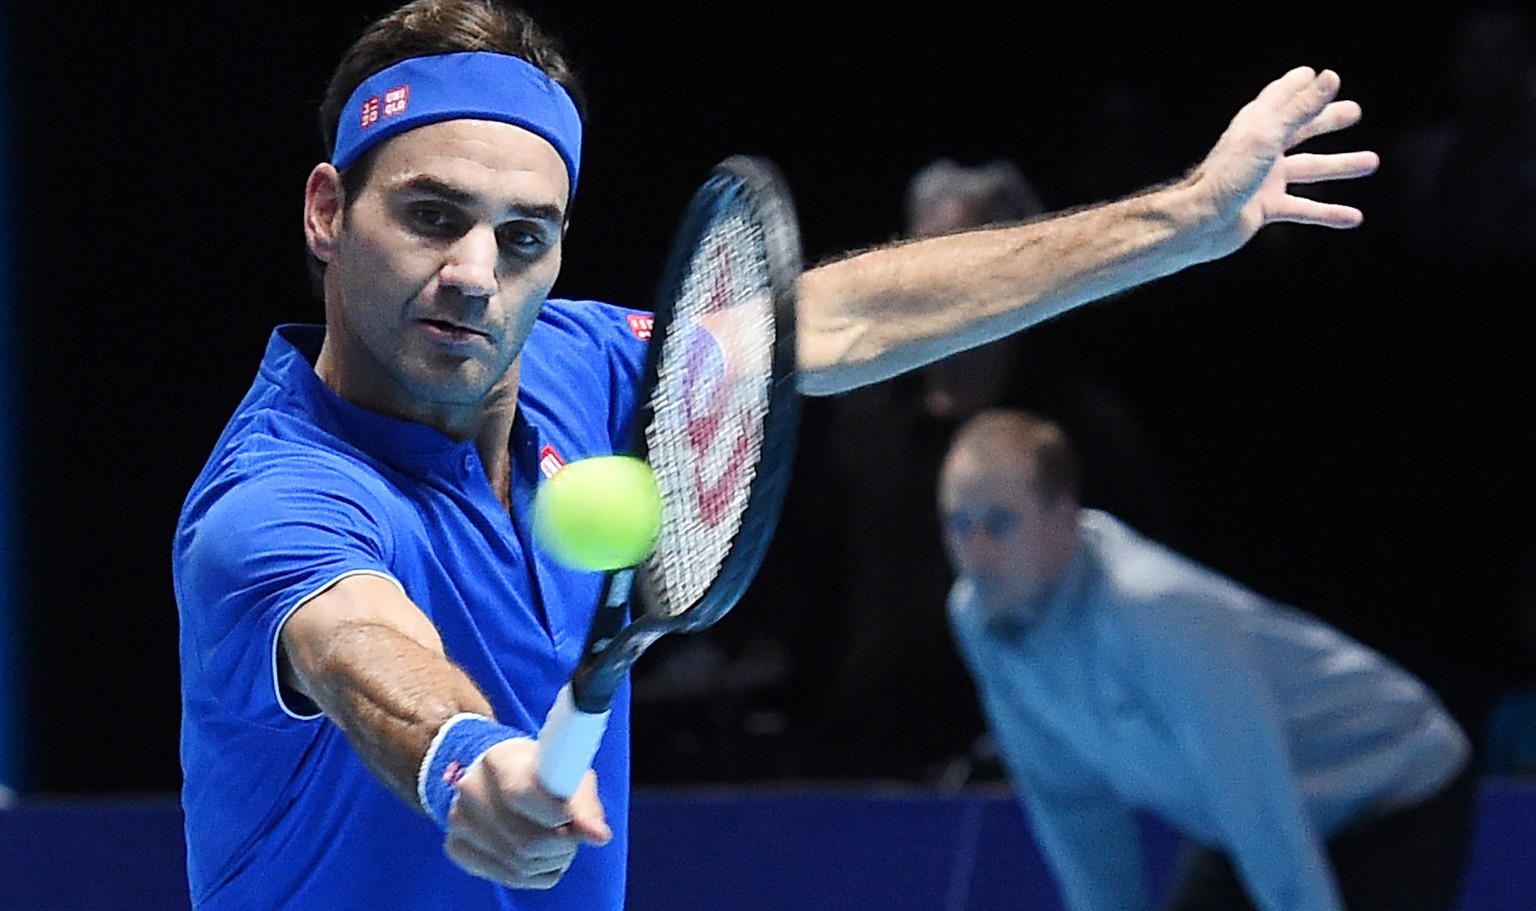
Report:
443,737,613,889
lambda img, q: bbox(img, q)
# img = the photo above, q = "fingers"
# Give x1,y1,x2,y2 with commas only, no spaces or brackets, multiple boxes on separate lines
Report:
1242,67,1327,135
1193,66,1374,248
1267,196,1365,229
1268,71,1375,229
446,794,587,887
1205,67,1360,188
557,771,613,846
1281,151,1381,184
1257,65,1327,110
1253,68,1361,153
441,746,611,889
1273,67,1340,133
1267,148,1378,228
555,818,612,846
1288,100,1362,149
445,826,577,890
466,739,572,829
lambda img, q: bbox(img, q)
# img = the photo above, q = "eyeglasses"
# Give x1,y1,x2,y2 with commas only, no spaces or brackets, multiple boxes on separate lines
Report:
943,508,1021,539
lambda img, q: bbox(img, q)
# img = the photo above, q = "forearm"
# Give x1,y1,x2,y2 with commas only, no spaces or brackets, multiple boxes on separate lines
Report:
1022,792,1150,911
1152,619,1344,911
795,176,1213,395
284,618,496,812
984,703,1152,911
1211,750,1340,911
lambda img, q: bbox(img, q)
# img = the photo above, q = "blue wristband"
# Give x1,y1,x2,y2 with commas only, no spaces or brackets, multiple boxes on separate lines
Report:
417,713,525,828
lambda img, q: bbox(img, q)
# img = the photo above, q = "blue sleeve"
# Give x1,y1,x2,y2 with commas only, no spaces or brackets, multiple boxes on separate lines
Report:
949,607,1151,911
177,455,396,726
1124,595,1343,911
1002,728,1152,911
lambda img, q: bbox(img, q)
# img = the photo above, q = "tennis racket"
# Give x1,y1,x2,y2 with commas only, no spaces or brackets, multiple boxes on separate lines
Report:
535,155,802,798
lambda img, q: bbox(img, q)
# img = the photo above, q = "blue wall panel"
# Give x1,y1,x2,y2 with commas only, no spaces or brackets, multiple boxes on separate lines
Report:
0,784,1531,909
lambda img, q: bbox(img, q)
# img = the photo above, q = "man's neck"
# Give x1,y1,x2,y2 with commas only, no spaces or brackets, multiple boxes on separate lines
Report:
472,403,518,510
1009,532,1086,626
314,339,522,509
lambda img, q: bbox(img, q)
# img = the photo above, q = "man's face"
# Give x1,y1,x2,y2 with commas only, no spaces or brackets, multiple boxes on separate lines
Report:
938,443,1074,616
314,119,570,418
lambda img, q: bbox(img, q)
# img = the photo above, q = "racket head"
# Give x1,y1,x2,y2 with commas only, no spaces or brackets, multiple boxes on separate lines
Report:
565,155,801,712
630,154,802,632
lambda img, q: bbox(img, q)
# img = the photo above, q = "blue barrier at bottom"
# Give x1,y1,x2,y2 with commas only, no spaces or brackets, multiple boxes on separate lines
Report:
628,787,1174,910
0,781,1531,909
0,799,189,910
628,783,1536,910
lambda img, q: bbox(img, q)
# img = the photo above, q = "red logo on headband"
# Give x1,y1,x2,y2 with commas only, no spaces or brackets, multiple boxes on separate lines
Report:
359,96,381,130
627,314,654,341
383,85,410,118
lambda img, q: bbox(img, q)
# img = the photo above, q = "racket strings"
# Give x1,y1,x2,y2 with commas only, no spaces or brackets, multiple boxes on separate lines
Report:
641,194,777,617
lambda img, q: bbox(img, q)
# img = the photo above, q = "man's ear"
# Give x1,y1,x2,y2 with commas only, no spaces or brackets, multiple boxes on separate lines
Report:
304,163,346,263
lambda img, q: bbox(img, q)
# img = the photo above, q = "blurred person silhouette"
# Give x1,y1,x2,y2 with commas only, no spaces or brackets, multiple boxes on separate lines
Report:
1390,6,1536,256
811,159,1169,781
942,409,1475,911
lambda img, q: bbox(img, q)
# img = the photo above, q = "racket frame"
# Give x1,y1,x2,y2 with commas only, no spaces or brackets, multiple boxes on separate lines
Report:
536,156,802,796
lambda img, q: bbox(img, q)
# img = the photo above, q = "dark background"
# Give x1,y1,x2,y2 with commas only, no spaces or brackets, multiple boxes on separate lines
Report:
5,2,1534,792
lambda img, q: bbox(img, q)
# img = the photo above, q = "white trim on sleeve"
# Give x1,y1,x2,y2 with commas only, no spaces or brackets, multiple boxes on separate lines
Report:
270,569,406,721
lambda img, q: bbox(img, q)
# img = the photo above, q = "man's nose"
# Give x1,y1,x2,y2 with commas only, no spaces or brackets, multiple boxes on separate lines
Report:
949,535,991,571
440,226,499,297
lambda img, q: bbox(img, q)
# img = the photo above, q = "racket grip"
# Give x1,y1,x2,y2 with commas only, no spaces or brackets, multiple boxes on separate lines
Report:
535,683,611,798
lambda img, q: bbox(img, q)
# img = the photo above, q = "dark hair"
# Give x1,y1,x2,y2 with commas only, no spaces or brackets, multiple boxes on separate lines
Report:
307,0,586,290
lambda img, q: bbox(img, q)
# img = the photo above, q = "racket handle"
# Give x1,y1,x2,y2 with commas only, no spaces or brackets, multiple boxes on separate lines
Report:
535,683,612,798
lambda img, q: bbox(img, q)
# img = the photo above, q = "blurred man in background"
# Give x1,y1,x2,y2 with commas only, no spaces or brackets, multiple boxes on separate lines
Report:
941,409,1474,911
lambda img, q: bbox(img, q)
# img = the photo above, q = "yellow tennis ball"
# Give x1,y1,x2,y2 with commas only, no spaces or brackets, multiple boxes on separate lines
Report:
533,455,663,571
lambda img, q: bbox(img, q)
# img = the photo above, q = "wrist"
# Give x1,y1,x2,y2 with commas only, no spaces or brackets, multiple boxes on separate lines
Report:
1167,165,1247,264
417,712,528,828
1111,174,1222,274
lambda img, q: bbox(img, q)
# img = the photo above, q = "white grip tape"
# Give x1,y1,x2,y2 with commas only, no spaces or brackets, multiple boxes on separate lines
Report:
535,683,611,799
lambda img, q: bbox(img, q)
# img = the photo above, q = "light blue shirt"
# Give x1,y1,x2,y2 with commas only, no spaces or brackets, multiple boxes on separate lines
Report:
949,510,1469,911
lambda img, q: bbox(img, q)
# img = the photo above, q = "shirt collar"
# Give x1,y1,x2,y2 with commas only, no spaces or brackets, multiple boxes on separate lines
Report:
264,324,476,476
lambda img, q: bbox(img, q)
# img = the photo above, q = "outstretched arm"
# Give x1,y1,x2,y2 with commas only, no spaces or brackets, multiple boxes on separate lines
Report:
281,574,612,889
795,67,1378,395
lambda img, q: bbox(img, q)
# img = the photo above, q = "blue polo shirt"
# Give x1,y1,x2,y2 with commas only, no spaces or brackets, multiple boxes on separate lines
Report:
174,299,648,910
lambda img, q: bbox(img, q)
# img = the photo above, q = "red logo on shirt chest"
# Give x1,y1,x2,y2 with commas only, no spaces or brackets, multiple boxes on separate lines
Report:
539,446,566,479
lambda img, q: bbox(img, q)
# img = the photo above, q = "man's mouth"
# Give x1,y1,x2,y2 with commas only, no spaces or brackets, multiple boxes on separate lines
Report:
418,318,491,342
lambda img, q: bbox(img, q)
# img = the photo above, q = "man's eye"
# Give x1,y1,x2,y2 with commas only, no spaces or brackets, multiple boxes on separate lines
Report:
497,225,550,256
980,510,1020,537
408,206,458,233
945,509,1020,538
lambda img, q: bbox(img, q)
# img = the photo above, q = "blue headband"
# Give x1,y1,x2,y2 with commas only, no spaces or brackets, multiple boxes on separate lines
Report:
332,51,582,192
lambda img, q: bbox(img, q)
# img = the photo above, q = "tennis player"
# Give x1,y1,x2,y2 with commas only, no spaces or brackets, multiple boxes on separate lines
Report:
940,410,1474,911
173,0,1379,908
